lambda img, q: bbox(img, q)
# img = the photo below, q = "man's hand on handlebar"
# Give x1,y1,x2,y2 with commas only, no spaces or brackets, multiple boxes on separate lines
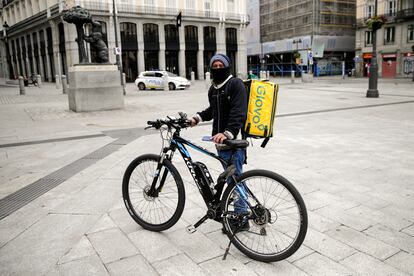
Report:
189,117,198,127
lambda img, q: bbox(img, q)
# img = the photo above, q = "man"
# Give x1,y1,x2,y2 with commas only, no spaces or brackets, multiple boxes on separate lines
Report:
190,54,249,230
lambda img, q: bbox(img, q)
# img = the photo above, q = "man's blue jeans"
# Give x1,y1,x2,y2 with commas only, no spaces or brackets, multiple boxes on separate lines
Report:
218,149,248,213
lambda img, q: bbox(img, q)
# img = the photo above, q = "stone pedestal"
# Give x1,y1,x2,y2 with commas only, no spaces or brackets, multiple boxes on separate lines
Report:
68,64,124,112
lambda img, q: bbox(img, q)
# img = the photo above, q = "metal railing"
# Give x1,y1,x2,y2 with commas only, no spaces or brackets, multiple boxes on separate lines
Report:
397,8,414,19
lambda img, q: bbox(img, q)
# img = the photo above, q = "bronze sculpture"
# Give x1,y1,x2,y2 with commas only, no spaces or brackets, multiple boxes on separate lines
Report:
84,21,109,63
63,6,109,64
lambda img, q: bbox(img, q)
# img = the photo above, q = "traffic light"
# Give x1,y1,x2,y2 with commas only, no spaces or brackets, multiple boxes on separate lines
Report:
176,11,182,28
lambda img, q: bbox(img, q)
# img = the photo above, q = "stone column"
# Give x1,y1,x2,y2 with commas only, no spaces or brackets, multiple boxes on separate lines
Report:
12,39,21,76
36,31,45,81
29,34,37,75
50,21,62,79
237,24,247,78
42,29,52,81
137,21,145,73
23,36,31,77
63,22,79,67
216,22,226,55
0,40,10,79
178,25,186,77
158,23,166,71
18,37,27,77
8,41,16,78
107,17,116,64
197,24,204,80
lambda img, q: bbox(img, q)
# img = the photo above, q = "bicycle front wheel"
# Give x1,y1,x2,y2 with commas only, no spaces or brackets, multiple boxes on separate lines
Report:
221,170,308,262
122,154,185,232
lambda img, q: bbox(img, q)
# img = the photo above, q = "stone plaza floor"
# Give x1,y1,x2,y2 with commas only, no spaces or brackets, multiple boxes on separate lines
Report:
0,76,413,275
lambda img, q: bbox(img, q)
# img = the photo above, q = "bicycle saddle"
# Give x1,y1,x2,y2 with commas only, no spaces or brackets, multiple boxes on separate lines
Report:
224,139,249,149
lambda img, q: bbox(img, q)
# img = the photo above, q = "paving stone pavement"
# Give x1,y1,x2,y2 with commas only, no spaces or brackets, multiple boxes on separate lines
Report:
0,77,413,275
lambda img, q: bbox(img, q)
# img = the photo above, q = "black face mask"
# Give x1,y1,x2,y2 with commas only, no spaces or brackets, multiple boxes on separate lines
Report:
210,67,230,84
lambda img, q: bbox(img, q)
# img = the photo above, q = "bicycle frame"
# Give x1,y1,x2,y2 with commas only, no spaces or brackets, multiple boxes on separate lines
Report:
148,128,232,209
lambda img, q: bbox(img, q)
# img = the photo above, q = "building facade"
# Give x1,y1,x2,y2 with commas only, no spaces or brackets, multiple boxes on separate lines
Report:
0,0,249,83
247,0,356,76
355,0,414,78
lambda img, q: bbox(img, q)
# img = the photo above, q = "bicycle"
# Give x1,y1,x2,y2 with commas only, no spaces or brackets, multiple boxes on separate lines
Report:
122,112,308,262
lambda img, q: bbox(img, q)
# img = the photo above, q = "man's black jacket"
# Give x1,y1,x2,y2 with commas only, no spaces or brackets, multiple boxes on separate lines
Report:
198,77,247,138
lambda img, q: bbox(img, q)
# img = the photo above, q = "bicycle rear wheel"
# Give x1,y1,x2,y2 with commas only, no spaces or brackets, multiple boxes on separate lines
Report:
221,170,307,262
122,154,185,231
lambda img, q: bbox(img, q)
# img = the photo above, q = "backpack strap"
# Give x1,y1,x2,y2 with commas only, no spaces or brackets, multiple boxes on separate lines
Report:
260,137,270,148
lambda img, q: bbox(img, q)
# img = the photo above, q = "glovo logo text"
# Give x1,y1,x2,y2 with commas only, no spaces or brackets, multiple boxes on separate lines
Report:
252,85,266,131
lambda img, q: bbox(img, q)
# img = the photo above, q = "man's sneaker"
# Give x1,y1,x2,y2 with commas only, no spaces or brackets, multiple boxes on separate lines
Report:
222,220,250,234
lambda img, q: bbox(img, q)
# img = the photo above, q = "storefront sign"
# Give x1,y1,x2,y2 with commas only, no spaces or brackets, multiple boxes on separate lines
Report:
363,53,372,59
382,53,397,59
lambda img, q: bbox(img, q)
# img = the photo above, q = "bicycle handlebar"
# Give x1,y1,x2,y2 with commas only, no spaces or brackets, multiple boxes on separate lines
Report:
146,112,190,130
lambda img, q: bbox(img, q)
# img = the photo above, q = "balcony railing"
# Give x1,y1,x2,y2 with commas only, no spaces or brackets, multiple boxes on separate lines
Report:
397,8,414,19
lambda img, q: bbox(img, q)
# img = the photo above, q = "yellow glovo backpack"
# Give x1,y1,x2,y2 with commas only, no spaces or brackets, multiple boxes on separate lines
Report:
242,79,279,148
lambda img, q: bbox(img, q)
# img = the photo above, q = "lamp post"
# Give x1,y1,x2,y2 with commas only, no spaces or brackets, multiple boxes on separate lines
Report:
367,0,379,98
112,0,125,95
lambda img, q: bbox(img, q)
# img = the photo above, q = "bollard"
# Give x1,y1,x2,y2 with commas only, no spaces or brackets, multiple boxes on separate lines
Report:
205,72,211,88
37,75,42,88
18,76,26,95
266,70,270,80
291,70,295,83
163,74,169,90
62,75,68,94
55,74,61,89
122,73,126,95
191,71,195,83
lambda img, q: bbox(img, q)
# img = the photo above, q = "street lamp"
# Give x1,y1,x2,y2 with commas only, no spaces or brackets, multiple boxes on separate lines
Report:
366,0,379,98
112,0,126,95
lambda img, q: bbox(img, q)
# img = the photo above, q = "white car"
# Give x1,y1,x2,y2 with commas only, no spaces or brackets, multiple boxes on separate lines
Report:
134,71,191,91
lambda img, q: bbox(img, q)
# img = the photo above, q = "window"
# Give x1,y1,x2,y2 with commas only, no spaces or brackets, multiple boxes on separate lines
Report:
166,0,176,8
143,23,159,43
384,26,395,44
226,28,237,44
386,0,396,16
365,2,374,18
186,0,195,9
165,24,179,43
365,31,372,46
408,25,414,42
204,0,211,17
185,25,198,44
227,0,234,12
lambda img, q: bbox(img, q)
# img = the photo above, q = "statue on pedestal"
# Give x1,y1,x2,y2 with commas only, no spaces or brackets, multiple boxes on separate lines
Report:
63,6,109,64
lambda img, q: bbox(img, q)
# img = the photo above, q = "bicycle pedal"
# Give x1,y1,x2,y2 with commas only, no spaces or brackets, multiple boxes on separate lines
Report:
186,225,197,234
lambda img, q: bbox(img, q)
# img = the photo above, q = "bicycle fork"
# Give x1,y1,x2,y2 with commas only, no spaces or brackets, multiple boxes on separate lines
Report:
147,153,170,197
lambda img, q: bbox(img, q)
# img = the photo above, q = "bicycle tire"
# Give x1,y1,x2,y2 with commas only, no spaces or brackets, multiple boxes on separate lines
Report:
122,154,185,231
221,170,308,262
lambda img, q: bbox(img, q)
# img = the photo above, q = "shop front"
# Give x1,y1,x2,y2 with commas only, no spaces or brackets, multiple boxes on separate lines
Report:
381,53,397,78
402,52,414,78
363,53,372,77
